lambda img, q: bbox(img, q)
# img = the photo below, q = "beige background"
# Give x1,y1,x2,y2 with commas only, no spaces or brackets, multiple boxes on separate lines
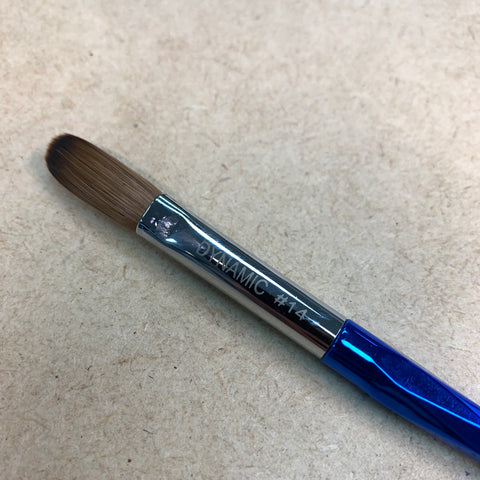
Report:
1,1,480,478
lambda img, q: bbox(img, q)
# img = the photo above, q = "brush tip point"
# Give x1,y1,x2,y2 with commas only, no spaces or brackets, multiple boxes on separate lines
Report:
45,133,76,176
45,134,161,230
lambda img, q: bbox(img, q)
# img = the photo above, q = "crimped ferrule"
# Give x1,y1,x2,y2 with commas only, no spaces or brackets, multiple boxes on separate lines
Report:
137,194,345,357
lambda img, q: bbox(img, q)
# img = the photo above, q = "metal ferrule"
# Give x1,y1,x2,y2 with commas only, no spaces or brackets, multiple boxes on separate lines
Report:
136,194,345,357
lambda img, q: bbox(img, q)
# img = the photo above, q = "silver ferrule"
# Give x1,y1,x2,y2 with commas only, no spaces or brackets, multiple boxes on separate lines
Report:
137,194,345,357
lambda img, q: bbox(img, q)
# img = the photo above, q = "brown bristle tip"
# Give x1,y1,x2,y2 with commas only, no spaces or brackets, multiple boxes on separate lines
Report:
45,134,161,230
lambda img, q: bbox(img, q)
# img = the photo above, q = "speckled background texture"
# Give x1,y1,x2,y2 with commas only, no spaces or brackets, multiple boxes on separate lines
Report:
1,1,480,478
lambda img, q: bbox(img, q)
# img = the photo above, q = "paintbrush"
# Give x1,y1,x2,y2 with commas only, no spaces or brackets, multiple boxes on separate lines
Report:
46,134,480,463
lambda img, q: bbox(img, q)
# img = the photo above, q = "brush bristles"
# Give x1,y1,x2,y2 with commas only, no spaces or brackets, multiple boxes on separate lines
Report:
46,134,161,230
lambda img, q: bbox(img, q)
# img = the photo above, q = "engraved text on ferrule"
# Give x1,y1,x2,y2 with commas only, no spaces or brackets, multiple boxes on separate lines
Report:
196,240,268,295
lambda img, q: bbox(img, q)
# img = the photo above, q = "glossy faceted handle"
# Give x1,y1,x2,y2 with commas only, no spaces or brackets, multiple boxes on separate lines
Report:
322,320,480,462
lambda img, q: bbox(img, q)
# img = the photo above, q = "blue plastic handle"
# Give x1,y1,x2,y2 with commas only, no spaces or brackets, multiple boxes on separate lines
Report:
322,320,480,462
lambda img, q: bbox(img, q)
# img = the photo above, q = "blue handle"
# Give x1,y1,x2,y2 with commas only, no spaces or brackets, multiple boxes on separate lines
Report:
322,320,480,462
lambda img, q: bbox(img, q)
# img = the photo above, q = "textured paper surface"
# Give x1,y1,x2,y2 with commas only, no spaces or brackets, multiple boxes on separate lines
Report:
1,1,480,478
